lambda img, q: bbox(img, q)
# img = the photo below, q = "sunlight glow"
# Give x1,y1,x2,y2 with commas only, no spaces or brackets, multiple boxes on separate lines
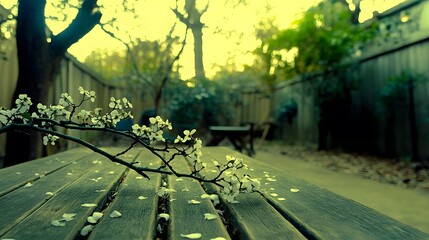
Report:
0,0,407,80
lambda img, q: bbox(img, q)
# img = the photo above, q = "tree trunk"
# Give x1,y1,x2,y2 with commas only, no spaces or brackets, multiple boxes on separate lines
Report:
4,0,50,166
4,0,101,166
191,26,205,80
172,0,207,80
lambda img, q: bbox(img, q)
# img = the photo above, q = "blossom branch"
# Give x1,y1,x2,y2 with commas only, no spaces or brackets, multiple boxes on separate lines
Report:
0,87,261,201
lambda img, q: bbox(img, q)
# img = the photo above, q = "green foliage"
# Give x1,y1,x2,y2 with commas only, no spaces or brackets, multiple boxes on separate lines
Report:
276,99,297,124
380,71,427,108
251,17,281,91
268,1,373,76
256,1,376,149
250,1,375,96
211,66,262,90
260,0,375,120
166,78,234,131
84,49,128,83
84,38,181,87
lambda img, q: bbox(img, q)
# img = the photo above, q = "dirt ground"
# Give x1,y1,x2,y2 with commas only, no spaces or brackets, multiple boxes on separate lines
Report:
251,141,429,234
257,142,429,190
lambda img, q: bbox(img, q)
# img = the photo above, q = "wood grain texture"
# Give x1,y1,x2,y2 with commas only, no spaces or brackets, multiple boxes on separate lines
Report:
204,147,429,240
199,148,305,240
88,150,161,240
1,153,130,240
168,156,231,240
0,148,91,197
3,146,426,240
220,192,306,240
0,152,101,235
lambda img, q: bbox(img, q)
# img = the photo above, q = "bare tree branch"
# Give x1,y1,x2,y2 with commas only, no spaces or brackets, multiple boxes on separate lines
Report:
99,23,148,84
154,25,189,110
50,0,102,55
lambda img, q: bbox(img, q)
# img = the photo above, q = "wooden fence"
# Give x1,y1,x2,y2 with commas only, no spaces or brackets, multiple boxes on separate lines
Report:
274,29,429,161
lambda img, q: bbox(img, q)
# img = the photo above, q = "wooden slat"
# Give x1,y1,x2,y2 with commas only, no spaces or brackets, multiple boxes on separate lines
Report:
200,148,305,239
88,150,161,240
0,152,101,235
0,148,91,197
204,147,429,240
217,192,305,240
168,156,231,240
1,150,132,240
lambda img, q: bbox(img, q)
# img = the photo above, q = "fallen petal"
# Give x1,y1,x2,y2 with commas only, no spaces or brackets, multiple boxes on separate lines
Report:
266,178,277,182
204,213,218,220
138,196,148,200
278,197,286,201
80,225,94,236
290,188,300,193
188,200,201,205
158,213,170,221
81,203,97,207
175,178,183,182
87,216,97,224
165,188,176,194
92,212,103,219
51,220,65,227
110,210,122,218
180,233,202,239
270,193,279,197
23,182,33,188
62,213,76,221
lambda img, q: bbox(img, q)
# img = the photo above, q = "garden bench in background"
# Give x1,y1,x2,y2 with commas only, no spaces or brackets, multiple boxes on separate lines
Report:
206,124,255,156
0,147,428,239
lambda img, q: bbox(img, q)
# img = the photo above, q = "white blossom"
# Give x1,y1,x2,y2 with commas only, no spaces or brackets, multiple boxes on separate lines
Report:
43,134,59,146
58,93,74,107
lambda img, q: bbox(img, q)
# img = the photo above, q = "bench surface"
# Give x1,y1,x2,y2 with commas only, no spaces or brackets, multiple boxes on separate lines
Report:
0,147,427,240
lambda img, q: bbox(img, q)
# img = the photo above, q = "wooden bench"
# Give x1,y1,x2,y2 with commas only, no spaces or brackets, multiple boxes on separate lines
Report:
0,147,427,239
206,125,255,156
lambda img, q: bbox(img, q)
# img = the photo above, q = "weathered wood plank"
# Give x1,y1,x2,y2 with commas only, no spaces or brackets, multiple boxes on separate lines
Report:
216,191,305,240
0,152,102,235
1,150,132,240
168,155,231,240
200,148,305,239
0,147,91,197
88,150,161,240
204,147,429,240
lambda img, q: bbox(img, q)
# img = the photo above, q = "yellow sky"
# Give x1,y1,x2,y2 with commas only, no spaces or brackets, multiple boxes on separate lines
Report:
67,0,405,79
2,0,406,79
65,0,323,79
